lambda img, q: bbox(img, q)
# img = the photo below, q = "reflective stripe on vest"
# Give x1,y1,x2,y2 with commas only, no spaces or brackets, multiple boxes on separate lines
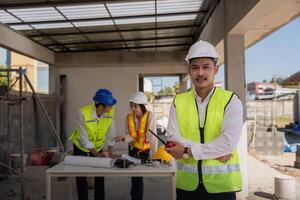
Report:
177,161,240,174
174,88,242,193
176,162,197,173
70,104,114,152
127,111,150,151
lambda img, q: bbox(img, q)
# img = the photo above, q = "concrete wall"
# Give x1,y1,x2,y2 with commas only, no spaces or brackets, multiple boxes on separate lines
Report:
54,51,186,150
247,100,294,123
247,99,294,156
0,93,56,173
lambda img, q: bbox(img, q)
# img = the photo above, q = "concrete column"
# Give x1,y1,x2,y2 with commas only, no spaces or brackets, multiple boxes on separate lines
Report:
224,34,248,198
179,73,188,93
33,60,38,90
224,34,246,119
48,65,56,95
292,83,299,123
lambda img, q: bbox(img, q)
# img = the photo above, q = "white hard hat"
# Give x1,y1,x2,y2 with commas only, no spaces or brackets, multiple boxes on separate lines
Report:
185,40,219,63
129,92,148,105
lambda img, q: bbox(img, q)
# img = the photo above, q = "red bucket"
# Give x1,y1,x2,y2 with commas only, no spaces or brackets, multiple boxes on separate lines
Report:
30,150,51,165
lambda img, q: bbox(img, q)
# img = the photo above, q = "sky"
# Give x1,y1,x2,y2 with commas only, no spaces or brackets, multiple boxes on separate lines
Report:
216,16,300,84
0,48,9,66
145,76,180,93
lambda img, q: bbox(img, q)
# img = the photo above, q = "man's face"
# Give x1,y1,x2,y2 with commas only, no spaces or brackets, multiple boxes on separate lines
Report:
96,105,112,115
102,105,112,113
188,57,219,90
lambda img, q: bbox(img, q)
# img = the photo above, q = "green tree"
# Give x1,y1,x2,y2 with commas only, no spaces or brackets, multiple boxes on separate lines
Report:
173,82,179,94
144,91,154,102
159,86,174,95
270,76,285,84
0,65,8,86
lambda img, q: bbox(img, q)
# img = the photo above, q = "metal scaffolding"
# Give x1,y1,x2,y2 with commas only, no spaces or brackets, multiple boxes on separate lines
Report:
0,67,64,200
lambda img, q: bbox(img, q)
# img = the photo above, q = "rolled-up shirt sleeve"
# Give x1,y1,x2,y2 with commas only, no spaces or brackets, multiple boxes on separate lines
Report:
77,111,95,149
124,117,132,143
105,119,116,146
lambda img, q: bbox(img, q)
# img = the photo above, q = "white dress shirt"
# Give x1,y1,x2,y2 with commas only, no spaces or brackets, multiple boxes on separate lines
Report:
77,106,116,150
167,87,243,160
125,111,158,156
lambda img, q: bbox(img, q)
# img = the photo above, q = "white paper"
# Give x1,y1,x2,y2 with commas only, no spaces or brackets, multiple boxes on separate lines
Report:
64,155,115,168
121,154,141,165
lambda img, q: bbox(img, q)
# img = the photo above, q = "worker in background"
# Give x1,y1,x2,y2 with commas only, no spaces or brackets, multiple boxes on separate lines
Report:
165,40,243,200
70,88,117,200
115,91,158,200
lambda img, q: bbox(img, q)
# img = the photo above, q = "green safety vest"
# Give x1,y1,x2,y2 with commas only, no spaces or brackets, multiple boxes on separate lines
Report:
174,87,242,193
70,104,114,152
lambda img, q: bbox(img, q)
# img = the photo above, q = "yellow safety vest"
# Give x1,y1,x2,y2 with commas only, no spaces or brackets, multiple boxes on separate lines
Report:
127,111,150,151
70,104,114,152
174,88,242,193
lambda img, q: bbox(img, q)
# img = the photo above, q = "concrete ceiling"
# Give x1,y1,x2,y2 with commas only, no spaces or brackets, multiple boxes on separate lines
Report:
0,0,219,52
0,0,299,65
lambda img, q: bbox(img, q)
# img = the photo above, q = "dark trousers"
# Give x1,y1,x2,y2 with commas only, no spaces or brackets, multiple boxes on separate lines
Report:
73,144,105,200
176,182,236,200
131,177,143,200
129,146,149,200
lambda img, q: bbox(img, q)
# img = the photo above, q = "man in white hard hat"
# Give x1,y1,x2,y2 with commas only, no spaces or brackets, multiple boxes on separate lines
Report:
165,40,243,200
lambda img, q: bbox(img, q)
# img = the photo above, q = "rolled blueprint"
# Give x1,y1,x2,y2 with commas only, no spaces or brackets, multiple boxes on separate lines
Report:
64,155,115,168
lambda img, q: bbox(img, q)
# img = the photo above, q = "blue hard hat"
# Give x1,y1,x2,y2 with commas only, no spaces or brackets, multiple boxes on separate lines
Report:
93,89,117,106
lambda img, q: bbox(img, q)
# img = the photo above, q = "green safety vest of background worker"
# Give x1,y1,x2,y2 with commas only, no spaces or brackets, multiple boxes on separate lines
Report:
165,40,243,200
70,88,117,200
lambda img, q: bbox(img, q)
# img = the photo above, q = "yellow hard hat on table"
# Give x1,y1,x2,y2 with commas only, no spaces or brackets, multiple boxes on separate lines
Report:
154,146,173,162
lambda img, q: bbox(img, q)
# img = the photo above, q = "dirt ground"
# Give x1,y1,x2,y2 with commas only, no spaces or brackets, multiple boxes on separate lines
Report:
247,152,300,199
256,152,300,181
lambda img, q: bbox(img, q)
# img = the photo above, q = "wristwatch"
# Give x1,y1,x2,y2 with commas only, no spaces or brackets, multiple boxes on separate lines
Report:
182,147,190,159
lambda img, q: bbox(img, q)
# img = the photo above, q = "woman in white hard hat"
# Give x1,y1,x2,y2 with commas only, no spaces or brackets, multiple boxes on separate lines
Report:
115,91,158,200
